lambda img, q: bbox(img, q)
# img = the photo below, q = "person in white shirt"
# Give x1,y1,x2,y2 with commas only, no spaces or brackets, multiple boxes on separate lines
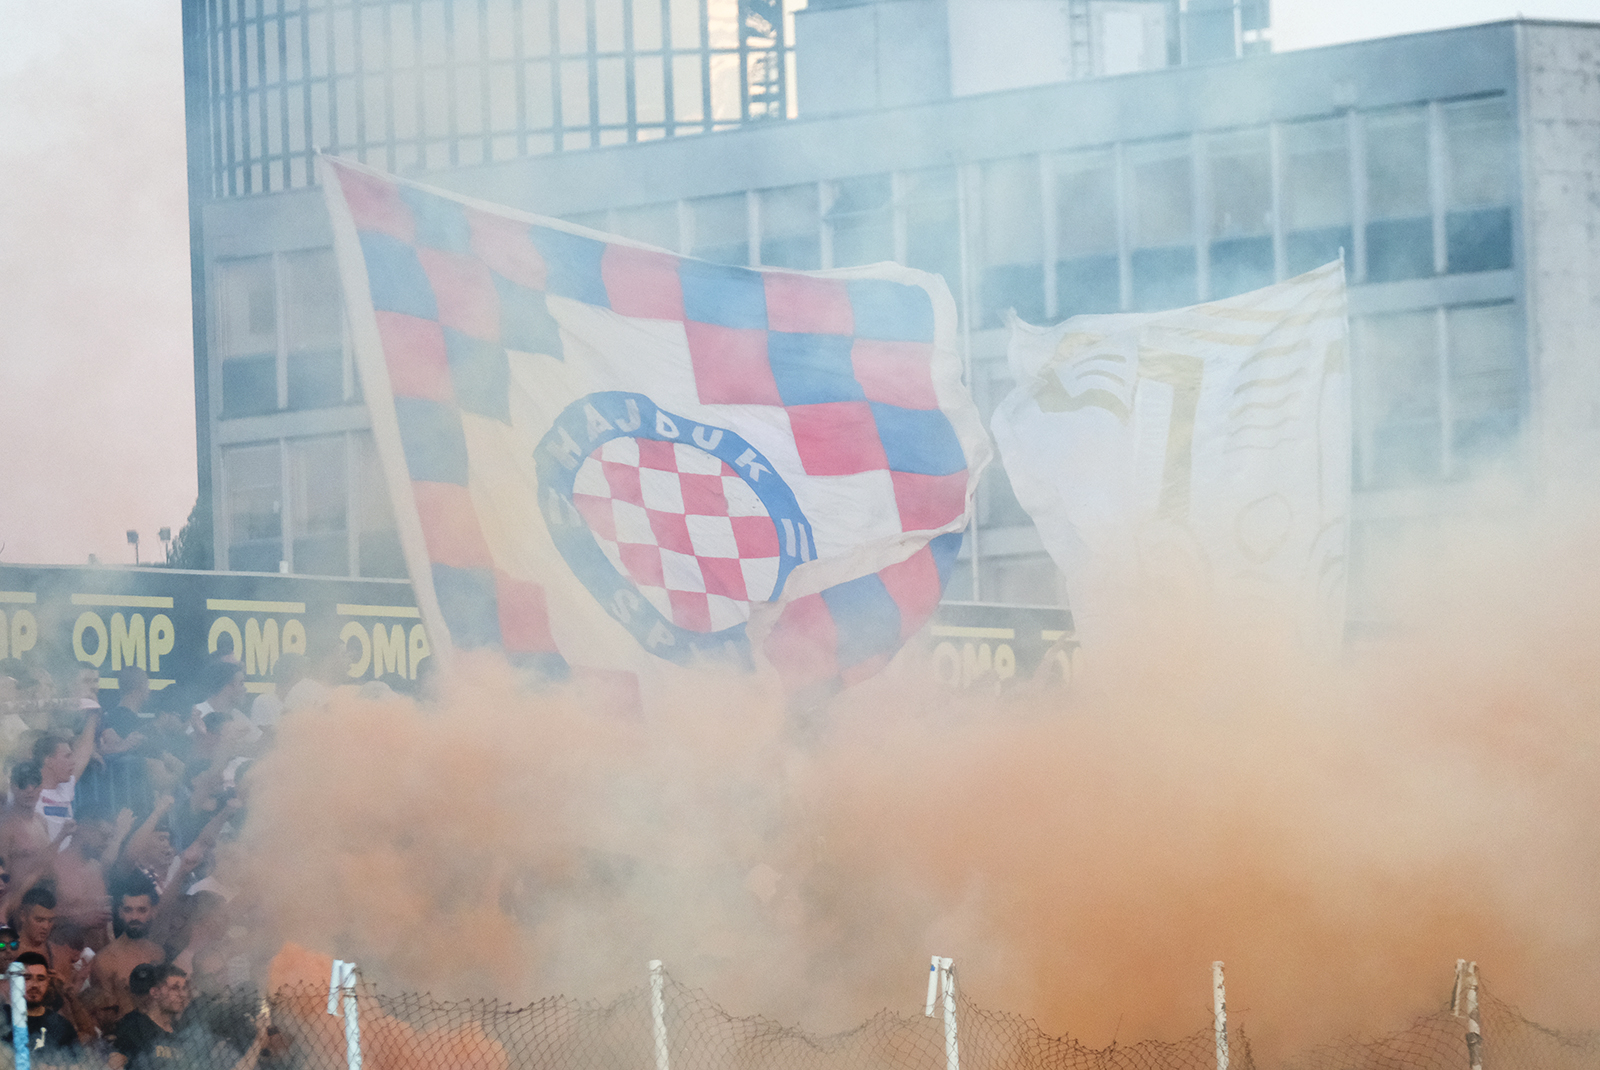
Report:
33,713,98,843
248,654,306,734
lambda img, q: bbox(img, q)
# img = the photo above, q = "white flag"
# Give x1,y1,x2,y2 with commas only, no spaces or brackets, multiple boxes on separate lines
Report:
992,261,1350,651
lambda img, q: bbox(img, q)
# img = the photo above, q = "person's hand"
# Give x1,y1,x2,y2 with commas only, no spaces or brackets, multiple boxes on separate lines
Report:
126,732,145,749
154,794,175,814
52,819,76,845
113,808,135,841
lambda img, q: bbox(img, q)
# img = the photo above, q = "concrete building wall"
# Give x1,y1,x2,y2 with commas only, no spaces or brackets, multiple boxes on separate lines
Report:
1519,22,1600,484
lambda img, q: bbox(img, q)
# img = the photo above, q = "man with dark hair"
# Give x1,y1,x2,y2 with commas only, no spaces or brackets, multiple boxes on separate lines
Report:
99,667,150,756
88,876,165,1020
109,963,189,1069
191,662,246,729
1,951,78,1053
0,761,49,879
13,884,78,985
34,705,100,841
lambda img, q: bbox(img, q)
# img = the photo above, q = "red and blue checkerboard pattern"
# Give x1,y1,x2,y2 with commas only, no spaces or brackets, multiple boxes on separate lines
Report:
332,160,971,688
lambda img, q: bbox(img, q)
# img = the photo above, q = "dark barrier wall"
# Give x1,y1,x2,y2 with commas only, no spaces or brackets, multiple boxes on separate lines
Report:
0,565,421,706
0,566,1072,702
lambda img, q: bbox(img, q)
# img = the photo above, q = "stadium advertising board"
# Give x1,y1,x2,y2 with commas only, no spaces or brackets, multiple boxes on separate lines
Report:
0,566,1072,699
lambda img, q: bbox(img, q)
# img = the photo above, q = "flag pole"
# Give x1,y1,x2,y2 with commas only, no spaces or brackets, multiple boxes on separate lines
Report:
955,160,981,601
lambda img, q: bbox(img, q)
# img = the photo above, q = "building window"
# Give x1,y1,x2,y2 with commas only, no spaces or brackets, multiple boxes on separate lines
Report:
758,183,821,270
688,191,749,265
1353,301,1522,487
611,202,682,253
1282,116,1352,277
1445,97,1514,274
900,167,960,295
216,257,278,419
223,444,283,573
1364,105,1432,283
977,157,1044,326
1206,127,1273,298
216,250,351,421
1127,137,1196,311
826,174,894,270
355,434,407,578
288,436,349,577
1052,148,1120,317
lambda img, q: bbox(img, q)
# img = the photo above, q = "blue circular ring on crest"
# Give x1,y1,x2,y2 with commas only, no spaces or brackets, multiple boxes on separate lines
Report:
535,391,814,667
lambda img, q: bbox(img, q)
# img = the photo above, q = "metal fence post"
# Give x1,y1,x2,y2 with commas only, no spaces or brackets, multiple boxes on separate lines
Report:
649,960,670,1070
1214,961,1228,1070
9,960,26,1070
328,959,361,1070
923,956,959,1070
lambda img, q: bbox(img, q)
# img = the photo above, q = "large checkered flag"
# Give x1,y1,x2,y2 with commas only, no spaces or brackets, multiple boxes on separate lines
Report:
320,157,990,703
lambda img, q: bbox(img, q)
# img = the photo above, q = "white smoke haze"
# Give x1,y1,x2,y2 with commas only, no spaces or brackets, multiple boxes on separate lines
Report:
234,482,1600,1065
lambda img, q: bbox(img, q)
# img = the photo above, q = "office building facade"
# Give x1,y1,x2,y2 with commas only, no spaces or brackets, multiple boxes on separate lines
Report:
183,9,1600,618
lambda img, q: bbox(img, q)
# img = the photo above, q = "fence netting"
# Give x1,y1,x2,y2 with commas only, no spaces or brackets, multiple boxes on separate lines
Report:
12,970,1599,1070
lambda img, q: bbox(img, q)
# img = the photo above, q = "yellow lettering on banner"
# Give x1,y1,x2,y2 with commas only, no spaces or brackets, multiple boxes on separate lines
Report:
9,610,36,659
209,617,243,658
111,613,147,671
245,618,280,676
340,621,371,677
149,615,175,672
372,623,406,679
282,619,306,656
962,641,992,685
408,624,430,678
932,641,1020,689
74,612,109,669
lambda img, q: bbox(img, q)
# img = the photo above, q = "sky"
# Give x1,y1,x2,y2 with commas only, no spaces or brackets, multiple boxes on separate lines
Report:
0,0,1595,567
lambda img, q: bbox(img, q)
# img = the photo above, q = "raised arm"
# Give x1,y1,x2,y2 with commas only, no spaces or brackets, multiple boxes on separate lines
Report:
67,709,99,781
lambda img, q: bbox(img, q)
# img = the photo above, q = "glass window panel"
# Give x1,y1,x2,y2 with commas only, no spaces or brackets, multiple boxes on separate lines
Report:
307,10,328,77
672,55,703,123
759,183,820,270
525,61,554,127
1053,149,1117,257
523,0,553,57
597,57,627,124
614,202,681,250
388,4,414,69
283,250,340,351
635,55,666,123
454,0,481,63
421,68,448,135
332,6,356,73
489,64,517,130
827,176,892,268
561,60,591,129
284,16,304,82
354,434,405,578
392,72,418,141
706,0,738,49
264,20,281,85
634,0,663,52
288,436,348,576
903,166,957,202
595,0,626,52
670,0,702,48
363,74,386,145
1366,106,1430,220
905,200,958,288
486,0,517,60
1128,138,1193,248
1357,311,1440,485
1283,117,1353,275
217,257,277,357
689,192,748,264
310,80,329,147
1208,128,1271,238
419,1,447,66
224,444,283,569
829,174,890,216
560,0,590,54
981,157,1043,265
457,66,485,134
361,6,385,71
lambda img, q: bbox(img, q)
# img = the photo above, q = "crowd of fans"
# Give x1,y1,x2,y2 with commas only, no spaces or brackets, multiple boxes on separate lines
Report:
0,641,420,1068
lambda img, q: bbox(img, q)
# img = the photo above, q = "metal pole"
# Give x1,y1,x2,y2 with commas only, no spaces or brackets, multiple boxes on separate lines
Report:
954,162,981,602
1213,961,1228,1070
9,960,27,1070
923,955,940,1018
328,960,361,1070
1464,960,1483,1070
649,960,670,1070
940,957,959,1070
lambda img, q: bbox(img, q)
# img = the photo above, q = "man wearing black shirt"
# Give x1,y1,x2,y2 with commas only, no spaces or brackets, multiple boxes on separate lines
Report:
109,963,189,1070
2,951,78,1053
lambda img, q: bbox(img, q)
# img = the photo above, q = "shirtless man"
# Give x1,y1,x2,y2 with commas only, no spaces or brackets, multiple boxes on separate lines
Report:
52,806,132,950
87,878,164,1024
0,763,50,882
12,885,81,986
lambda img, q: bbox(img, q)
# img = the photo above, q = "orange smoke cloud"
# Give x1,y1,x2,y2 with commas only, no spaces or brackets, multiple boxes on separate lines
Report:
239,503,1600,1066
